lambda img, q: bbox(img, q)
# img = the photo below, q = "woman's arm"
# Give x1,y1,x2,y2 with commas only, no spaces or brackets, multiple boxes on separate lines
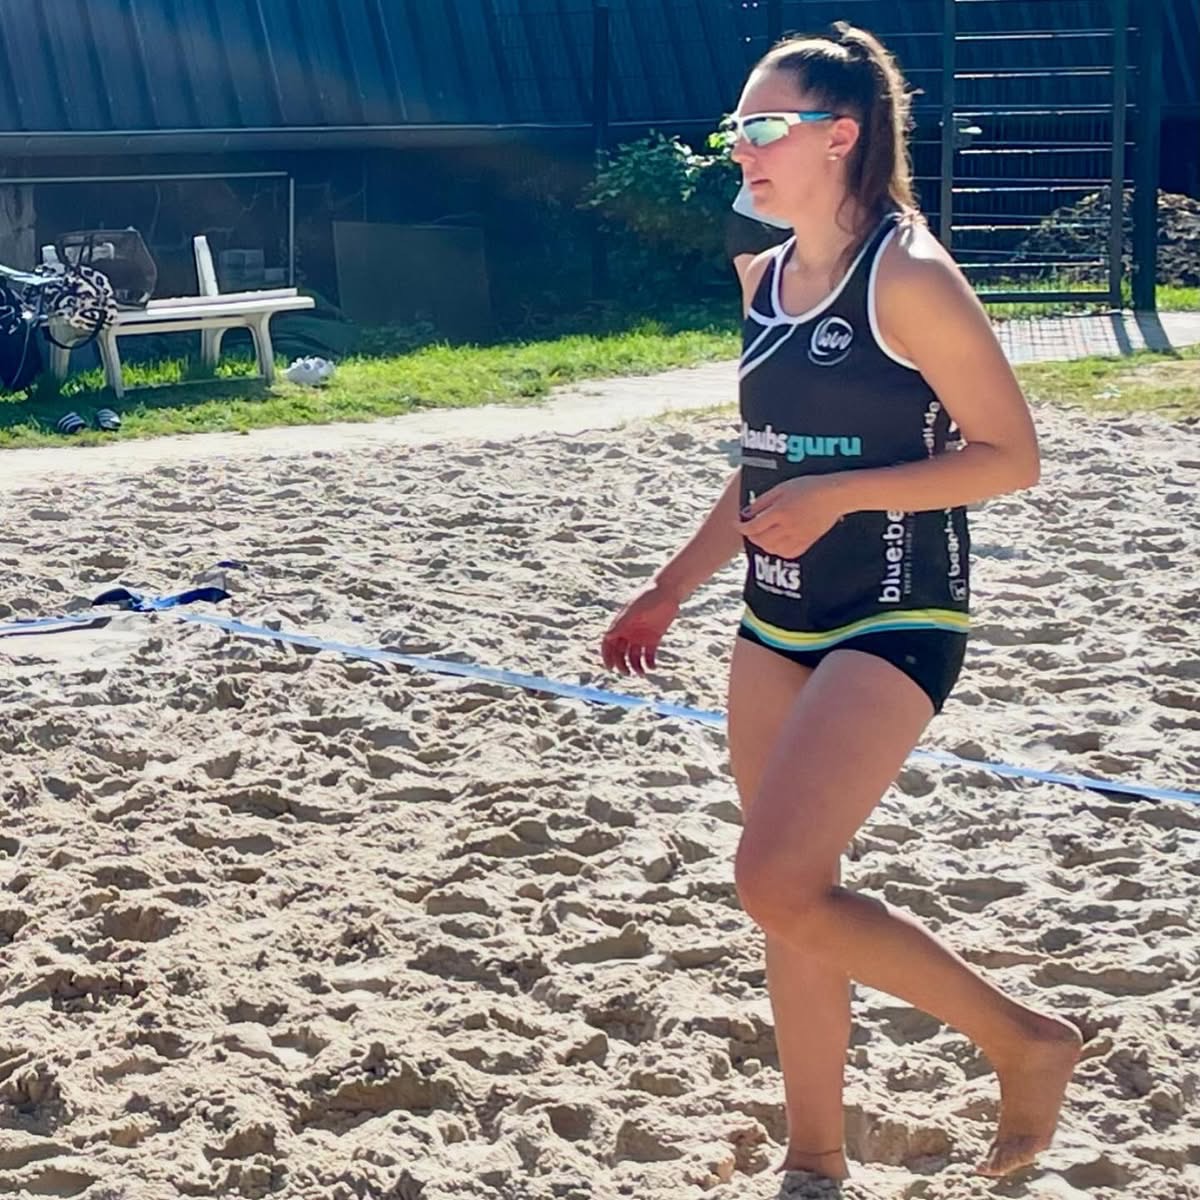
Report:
601,252,770,672
654,248,778,599
652,244,782,600
653,467,744,601
825,222,1040,515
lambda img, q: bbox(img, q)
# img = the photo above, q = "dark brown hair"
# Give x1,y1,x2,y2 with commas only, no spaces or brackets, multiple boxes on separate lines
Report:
756,22,918,228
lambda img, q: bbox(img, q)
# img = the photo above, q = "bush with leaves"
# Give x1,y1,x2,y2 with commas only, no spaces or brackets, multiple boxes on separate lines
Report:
582,130,741,298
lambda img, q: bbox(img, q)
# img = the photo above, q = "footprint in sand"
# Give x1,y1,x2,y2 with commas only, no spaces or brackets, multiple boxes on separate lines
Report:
97,902,182,943
558,922,652,965
1060,1152,1136,1190
0,1136,76,1173
0,909,29,946
1035,956,1189,996
8,1168,98,1197
870,1006,944,1046
938,875,1026,913
294,1049,464,1133
842,1103,953,1168
541,1101,601,1143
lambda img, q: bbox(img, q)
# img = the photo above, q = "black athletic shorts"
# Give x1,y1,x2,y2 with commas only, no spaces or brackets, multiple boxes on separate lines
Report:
737,624,967,714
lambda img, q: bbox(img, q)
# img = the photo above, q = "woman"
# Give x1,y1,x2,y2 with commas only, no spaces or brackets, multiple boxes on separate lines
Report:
600,22,1081,1183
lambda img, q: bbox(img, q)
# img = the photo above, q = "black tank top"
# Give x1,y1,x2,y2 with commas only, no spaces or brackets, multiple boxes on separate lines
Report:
738,212,970,651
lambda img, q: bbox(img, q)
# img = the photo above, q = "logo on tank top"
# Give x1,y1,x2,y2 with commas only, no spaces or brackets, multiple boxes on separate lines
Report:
741,422,862,465
878,509,913,604
753,552,802,598
808,315,854,367
945,510,968,602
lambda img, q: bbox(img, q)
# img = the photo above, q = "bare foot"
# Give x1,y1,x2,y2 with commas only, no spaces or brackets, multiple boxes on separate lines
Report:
976,1016,1083,1178
776,1147,849,1180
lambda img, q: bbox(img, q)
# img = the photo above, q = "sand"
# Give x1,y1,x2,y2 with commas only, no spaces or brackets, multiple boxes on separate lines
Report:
0,366,1198,1200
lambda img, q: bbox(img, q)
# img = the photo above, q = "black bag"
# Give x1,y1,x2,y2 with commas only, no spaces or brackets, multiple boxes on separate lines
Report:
0,281,43,391
57,227,157,308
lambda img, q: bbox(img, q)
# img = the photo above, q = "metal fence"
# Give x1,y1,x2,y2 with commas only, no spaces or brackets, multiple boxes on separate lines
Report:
0,0,1171,308
586,0,1165,308
936,0,1131,305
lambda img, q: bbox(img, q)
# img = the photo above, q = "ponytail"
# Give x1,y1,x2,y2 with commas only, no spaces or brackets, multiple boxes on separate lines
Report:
756,22,918,225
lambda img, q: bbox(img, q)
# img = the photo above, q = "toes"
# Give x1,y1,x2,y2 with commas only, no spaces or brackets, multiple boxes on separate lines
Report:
975,1144,998,1178
976,1153,1009,1179
975,1137,1040,1178
975,1152,1003,1179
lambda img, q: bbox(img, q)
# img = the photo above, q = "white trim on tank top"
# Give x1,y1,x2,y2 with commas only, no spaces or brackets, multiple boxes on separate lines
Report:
751,213,892,327
741,215,893,381
867,224,919,371
738,320,800,381
742,243,803,378
746,240,794,327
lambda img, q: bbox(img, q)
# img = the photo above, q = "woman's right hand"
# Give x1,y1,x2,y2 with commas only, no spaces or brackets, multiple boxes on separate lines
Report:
600,582,681,676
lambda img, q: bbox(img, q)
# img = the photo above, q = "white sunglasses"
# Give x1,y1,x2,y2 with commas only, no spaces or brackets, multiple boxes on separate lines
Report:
719,110,838,148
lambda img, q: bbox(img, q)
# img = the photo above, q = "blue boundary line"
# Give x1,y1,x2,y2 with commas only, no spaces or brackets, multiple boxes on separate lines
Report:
0,586,230,639
0,610,115,636
6,598,1197,807
175,611,1200,808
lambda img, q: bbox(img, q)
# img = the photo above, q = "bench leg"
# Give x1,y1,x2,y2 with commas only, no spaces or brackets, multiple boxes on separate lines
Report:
99,332,126,400
200,327,226,372
249,315,276,385
46,339,71,383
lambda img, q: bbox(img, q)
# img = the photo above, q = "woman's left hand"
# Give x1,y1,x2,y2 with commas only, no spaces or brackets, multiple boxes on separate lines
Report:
736,476,846,559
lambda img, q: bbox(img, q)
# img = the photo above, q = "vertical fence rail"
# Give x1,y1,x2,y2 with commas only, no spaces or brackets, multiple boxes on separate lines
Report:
938,0,956,249
1133,0,1163,311
1109,0,1128,307
767,0,783,46
591,0,610,298
938,0,1133,306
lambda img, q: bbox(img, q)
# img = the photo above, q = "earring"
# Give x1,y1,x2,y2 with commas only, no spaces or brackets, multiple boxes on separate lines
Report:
828,153,840,162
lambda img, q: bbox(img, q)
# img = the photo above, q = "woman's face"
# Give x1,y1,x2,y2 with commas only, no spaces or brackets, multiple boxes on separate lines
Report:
729,66,860,222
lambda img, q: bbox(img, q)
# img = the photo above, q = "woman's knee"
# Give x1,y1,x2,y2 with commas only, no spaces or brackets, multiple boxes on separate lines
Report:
734,835,834,938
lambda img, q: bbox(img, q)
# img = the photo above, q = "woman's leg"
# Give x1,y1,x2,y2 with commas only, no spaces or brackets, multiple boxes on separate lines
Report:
734,648,1081,1178
727,637,851,1179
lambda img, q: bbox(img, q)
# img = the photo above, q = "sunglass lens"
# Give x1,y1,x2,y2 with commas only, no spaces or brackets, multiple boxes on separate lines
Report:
745,117,789,147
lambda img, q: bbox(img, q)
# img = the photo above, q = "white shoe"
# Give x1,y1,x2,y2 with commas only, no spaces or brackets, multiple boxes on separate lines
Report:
285,356,335,386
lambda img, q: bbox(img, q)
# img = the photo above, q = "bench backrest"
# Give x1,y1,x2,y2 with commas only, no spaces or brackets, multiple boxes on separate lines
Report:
193,235,220,297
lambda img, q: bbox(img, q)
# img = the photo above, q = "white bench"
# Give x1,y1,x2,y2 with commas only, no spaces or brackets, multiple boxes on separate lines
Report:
45,236,314,399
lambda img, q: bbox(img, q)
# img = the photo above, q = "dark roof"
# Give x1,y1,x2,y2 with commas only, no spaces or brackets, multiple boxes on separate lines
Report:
0,0,1193,154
